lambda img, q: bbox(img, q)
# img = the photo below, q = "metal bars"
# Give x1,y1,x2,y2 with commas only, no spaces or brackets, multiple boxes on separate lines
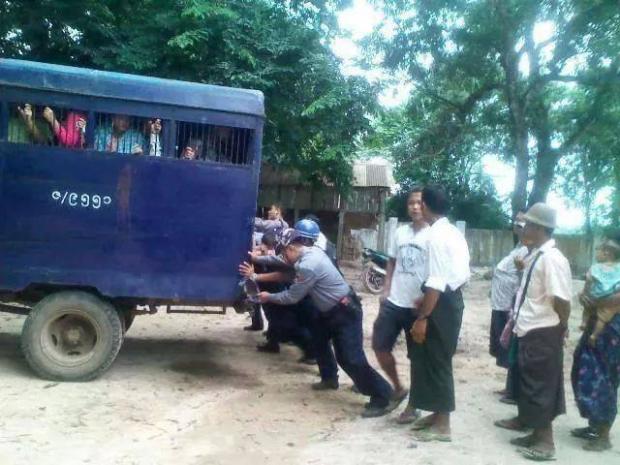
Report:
176,121,252,164
2,102,254,165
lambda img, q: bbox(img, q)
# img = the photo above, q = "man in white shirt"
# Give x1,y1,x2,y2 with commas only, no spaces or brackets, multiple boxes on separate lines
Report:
495,203,571,462
489,212,529,403
304,214,338,267
371,188,430,423
408,186,470,442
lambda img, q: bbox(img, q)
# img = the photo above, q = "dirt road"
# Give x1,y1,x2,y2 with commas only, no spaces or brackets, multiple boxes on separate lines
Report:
0,270,618,465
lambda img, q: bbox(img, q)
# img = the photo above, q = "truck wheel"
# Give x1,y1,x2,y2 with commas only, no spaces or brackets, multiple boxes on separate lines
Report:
21,291,123,381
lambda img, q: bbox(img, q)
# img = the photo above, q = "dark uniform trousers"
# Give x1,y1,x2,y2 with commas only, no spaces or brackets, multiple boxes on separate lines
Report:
313,296,394,407
262,299,316,358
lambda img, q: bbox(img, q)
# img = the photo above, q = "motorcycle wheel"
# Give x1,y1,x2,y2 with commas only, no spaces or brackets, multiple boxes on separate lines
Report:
362,266,385,295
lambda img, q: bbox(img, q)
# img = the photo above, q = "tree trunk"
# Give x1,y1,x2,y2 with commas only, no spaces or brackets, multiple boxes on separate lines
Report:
495,0,530,218
512,147,529,215
528,128,558,206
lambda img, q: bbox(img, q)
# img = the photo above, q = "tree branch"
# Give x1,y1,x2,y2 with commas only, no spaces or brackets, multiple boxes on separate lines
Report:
556,59,620,155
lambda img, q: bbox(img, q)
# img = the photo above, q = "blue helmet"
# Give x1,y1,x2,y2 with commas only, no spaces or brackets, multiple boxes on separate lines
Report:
293,218,320,241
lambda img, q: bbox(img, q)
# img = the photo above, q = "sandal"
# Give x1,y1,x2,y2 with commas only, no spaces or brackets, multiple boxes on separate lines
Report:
519,447,556,462
411,415,436,431
570,427,599,440
494,418,529,432
582,438,612,452
396,408,420,425
510,435,536,447
413,429,451,443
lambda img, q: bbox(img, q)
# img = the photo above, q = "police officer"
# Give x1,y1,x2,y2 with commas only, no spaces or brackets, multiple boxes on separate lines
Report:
255,219,397,417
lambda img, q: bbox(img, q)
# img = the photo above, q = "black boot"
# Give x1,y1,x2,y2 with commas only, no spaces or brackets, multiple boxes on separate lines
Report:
311,379,339,390
257,341,280,353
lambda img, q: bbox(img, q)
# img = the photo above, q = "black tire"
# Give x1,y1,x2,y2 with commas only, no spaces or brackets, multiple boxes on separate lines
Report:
21,291,123,381
363,266,385,295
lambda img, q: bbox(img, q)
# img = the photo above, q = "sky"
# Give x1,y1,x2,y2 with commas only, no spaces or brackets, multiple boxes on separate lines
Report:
332,0,587,231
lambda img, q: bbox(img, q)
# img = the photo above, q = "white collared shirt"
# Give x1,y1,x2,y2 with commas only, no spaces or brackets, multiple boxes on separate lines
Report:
514,239,572,337
425,217,470,292
315,232,328,251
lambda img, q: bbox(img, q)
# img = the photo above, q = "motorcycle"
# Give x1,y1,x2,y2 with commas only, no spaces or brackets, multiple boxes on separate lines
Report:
361,248,389,294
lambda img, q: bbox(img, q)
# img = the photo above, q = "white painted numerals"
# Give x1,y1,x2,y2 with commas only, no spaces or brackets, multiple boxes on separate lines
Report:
52,191,112,210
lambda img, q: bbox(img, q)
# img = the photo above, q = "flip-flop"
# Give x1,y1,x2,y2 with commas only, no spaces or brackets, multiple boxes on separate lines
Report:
395,408,420,425
519,447,556,461
413,429,452,443
411,417,435,431
510,435,536,447
494,418,529,432
582,439,612,452
570,427,599,440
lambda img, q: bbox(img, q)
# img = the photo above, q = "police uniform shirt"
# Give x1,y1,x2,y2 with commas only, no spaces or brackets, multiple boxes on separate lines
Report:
266,246,350,312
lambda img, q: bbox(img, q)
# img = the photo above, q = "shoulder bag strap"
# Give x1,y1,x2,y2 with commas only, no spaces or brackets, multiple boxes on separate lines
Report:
513,250,544,324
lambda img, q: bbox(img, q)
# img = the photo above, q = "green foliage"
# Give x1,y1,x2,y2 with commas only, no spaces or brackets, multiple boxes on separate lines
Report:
556,89,620,232
372,107,509,228
371,0,620,227
0,0,371,190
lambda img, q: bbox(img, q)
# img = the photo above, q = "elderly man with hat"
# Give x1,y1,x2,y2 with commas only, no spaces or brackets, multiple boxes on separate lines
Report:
495,203,572,462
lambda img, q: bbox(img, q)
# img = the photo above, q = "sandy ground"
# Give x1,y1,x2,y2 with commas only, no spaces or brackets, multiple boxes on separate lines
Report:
0,266,618,465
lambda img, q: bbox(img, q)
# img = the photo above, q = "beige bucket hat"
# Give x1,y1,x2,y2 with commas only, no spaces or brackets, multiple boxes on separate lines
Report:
523,202,557,229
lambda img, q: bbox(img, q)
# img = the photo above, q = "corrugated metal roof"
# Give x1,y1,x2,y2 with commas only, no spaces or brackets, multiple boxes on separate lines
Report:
352,162,395,188
260,161,395,188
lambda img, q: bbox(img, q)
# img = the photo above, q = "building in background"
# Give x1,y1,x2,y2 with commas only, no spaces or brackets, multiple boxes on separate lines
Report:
258,161,395,260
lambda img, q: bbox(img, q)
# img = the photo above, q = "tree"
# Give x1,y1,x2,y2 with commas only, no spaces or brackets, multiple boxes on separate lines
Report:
556,89,620,233
371,0,620,219
366,107,508,228
0,0,371,190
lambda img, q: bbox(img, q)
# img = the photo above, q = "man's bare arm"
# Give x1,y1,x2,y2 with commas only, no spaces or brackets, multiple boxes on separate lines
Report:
553,297,571,328
255,271,293,284
382,258,396,300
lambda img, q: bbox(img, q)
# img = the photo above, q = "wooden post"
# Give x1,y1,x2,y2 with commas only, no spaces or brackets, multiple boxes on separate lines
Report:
337,206,346,260
377,189,387,252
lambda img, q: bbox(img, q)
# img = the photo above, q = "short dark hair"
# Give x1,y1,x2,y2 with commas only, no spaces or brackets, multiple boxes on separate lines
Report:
421,185,450,215
293,237,315,247
408,186,423,198
603,230,620,260
261,232,278,248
